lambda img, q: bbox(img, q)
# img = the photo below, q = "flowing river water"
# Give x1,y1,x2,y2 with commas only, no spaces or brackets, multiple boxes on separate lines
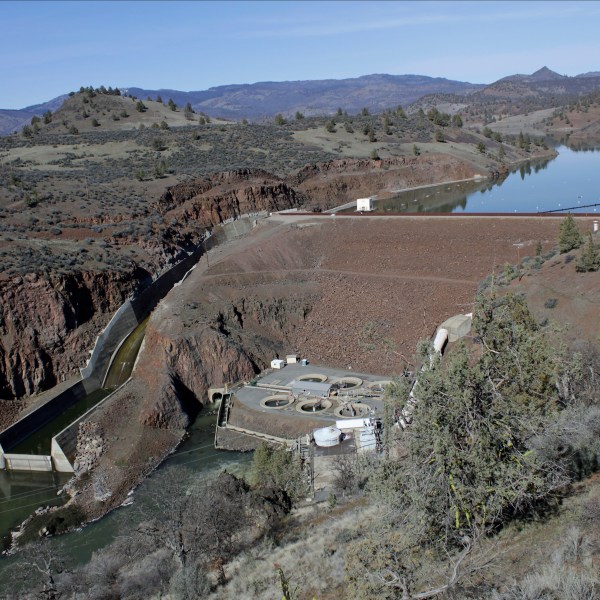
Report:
0,142,598,566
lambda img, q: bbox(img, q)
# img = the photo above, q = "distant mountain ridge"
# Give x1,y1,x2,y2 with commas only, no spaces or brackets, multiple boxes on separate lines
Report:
2,68,600,135
124,73,484,120
498,66,567,83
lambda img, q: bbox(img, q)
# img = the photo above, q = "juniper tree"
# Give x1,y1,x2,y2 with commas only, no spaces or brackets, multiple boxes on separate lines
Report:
349,293,574,599
558,214,583,253
576,233,600,272
451,113,463,127
249,442,308,503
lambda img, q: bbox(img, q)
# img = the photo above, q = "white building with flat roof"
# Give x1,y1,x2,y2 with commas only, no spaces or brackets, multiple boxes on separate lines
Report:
356,197,374,212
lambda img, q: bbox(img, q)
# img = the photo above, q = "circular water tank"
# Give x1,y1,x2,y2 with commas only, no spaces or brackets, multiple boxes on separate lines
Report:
313,426,342,447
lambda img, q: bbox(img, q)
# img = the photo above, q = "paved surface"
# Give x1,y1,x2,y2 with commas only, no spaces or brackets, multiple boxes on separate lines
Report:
232,363,390,423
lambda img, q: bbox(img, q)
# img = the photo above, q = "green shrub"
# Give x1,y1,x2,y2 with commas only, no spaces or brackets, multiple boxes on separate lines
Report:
558,214,583,253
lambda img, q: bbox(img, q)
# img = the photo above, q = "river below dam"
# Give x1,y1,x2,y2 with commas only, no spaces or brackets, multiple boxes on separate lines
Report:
0,409,249,572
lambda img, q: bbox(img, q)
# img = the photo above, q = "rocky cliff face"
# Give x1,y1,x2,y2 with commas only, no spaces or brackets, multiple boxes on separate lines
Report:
0,268,148,403
157,168,305,228
0,170,305,414
136,287,314,430
288,155,483,210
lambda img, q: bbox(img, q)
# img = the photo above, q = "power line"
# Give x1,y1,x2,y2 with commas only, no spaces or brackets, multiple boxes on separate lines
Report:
539,202,600,214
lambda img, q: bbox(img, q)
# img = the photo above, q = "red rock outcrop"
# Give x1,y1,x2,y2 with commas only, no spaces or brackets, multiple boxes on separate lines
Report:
135,284,315,429
0,268,148,401
0,171,304,410
156,168,305,228
287,155,484,210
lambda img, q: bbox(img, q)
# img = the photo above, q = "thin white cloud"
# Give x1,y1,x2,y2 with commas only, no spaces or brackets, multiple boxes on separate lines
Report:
238,2,596,39
394,40,600,82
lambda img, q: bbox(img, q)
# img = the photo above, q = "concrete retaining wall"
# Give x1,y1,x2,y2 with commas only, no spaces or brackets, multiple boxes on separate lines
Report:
0,378,95,452
0,216,257,472
51,439,74,474
3,453,53,472
80,302,139,385
81,216,256,385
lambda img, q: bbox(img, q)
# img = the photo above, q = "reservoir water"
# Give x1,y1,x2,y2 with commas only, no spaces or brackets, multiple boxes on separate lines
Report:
342,145,600,214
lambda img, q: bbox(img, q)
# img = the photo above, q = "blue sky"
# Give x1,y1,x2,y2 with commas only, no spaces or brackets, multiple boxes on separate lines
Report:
2,0,600,109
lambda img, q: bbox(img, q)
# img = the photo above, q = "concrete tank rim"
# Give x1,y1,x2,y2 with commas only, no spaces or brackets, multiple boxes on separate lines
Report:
331,376,363,389
295,373,328,383
334,403,371,418
296,398,332,413
260,395,295,409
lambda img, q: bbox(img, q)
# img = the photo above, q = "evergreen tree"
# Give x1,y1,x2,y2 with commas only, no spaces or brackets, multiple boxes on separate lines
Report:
576,234,600,272
558,214,583,253
451,113,463,127
348,293,574,600
183,102,194,119
248,443,308,503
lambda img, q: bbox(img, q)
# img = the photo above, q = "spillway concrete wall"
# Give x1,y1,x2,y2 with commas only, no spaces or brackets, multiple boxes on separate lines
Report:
3,453,53,472
81,216,256,384
0,378,95,452
0,216,258,471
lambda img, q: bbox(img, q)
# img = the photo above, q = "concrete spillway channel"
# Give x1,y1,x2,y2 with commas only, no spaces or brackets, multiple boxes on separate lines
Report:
0,317,149,466
0,318,148,550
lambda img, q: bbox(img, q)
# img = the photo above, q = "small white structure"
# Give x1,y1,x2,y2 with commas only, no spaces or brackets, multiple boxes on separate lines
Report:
271,359,286,369
433,328,449,354
359,425,377,452
286,354,299,364
594,220,599,233
356,197,374,212
335,418,371,430
313,426,342,447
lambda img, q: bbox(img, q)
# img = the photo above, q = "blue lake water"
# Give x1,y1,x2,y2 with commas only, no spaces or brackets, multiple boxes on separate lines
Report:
345,146,600,214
